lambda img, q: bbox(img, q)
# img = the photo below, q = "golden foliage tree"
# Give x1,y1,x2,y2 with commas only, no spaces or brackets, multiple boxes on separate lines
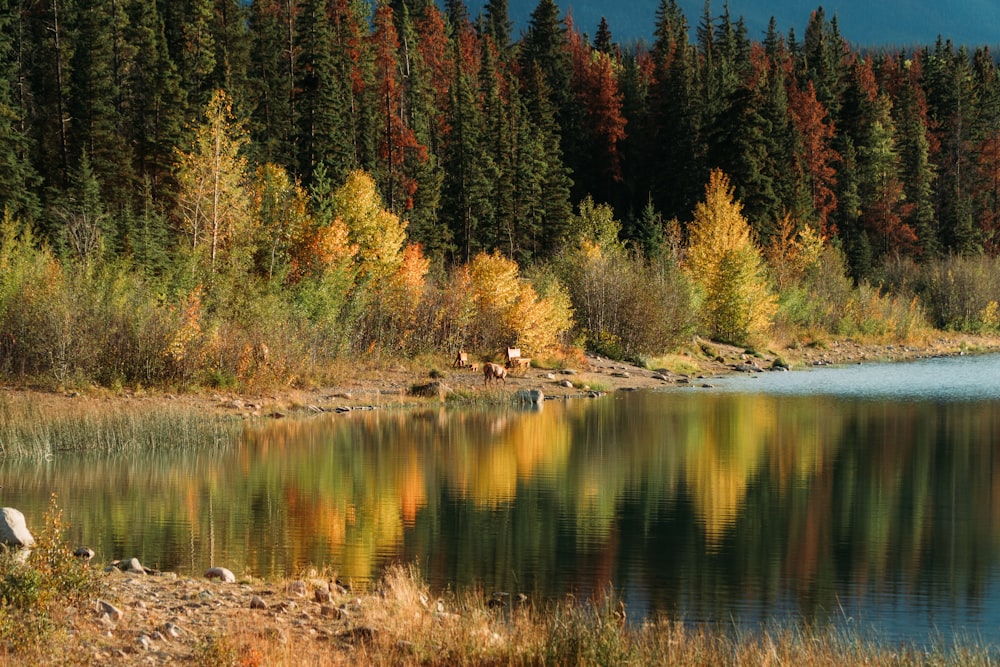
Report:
686,170,777,346
332,169,407,282
174,90,251,274
249,163,311,282
464,251,572,356
764,212,824,291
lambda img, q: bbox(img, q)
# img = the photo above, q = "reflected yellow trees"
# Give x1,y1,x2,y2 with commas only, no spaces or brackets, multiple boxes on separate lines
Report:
8,390,1000,616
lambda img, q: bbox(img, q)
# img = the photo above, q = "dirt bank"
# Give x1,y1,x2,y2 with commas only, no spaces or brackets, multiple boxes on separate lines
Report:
5,333,1000,421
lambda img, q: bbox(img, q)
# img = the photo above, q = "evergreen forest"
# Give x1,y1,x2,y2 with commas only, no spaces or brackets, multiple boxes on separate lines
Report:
2,0,1000,390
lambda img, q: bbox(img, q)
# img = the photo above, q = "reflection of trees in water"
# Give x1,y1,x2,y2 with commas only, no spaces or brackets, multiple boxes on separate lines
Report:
4,396,1000,623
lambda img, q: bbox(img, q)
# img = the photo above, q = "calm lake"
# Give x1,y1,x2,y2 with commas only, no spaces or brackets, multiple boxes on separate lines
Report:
6,353,1000,645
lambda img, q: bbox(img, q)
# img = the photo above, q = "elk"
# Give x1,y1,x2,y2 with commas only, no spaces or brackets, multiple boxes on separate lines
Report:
483,362,507,386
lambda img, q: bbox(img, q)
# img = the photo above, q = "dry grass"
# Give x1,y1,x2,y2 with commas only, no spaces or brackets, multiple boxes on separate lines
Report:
179,565,999,667
1,550,995,667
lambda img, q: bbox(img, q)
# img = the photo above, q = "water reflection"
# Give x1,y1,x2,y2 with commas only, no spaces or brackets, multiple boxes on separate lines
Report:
4,356,1000,644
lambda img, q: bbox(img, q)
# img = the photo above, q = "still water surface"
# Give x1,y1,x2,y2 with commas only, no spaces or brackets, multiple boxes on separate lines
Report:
6,354,1000,644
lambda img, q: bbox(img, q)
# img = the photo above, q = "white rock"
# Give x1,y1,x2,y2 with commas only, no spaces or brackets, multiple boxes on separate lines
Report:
204,566,236,583
0,508,34,547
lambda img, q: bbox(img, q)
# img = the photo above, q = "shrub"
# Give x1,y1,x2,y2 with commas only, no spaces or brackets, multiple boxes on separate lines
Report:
556,246,695,360
920,255,1000,332
0,495,102,655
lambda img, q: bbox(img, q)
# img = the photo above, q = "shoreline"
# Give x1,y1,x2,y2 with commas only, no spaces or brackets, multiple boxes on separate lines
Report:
6,333,999,422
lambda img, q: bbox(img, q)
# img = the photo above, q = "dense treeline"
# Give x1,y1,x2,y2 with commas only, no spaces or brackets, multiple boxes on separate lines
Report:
2,0,1000,389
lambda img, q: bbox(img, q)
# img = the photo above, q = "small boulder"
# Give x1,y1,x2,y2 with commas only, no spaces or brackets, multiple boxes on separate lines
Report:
204,566,236,583
0,508,34,548
409,381,452,400
73,546,95,561
250,595,268,610
559,379,574,388
513,389,544,405
285,580,308,597
96,599,124,622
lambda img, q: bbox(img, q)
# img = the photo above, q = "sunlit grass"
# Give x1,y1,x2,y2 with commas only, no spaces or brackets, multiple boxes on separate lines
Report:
0,392,241,458
181,565,998,667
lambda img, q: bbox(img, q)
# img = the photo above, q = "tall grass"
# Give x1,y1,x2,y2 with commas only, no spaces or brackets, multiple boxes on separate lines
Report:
0,393,241,458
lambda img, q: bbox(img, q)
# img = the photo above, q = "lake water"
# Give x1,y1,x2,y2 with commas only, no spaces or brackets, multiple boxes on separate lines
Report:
5,353,1000,646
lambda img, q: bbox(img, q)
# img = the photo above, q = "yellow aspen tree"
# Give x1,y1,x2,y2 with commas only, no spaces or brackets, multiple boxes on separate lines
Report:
332,169,407,281
686,169,777,346
175,90,251,274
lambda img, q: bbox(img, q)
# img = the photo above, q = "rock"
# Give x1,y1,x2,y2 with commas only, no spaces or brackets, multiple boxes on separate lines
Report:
543,373,556,380
733,363,763,373
321,604,345,619
409,381,452,400
119,557,149,575
286,580,308,597
0,507,34,548
250,595,268,610
771,358,790,371
204,567,236,583
611,371,630,378
560,369,578,375
96,599,124,622
651,373,669,381
73,546,95,561
314,588,333,604
160,622,183,639
513,389,544,404
559,379,574,388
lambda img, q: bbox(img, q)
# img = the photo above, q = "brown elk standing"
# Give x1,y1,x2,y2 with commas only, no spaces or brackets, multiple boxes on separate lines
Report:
483,362,507,386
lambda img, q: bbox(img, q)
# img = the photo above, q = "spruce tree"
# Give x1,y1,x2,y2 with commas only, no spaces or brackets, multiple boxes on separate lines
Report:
126,0,186,194
248,0,298,168
69,0,133,211
0,0,40,220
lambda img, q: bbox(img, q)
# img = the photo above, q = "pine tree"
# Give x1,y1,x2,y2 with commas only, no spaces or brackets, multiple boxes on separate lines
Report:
26,0,74,195
179,0,217,114
248,0,299,168
593,17,613,56
370,0,426,216
886,53,938,257
396,2,446,268
126,0,186,194
210,0,252,115
972,46,1000,253
483,0,512,51
519,0,571,138
788,78,839,237
0,0,40,220
56,150,113,262
296,0,354,182
69,0,133,210
647,0,702,221
925,40,979,255
523,62,573,256
566,17,626,203
441,33,493,262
